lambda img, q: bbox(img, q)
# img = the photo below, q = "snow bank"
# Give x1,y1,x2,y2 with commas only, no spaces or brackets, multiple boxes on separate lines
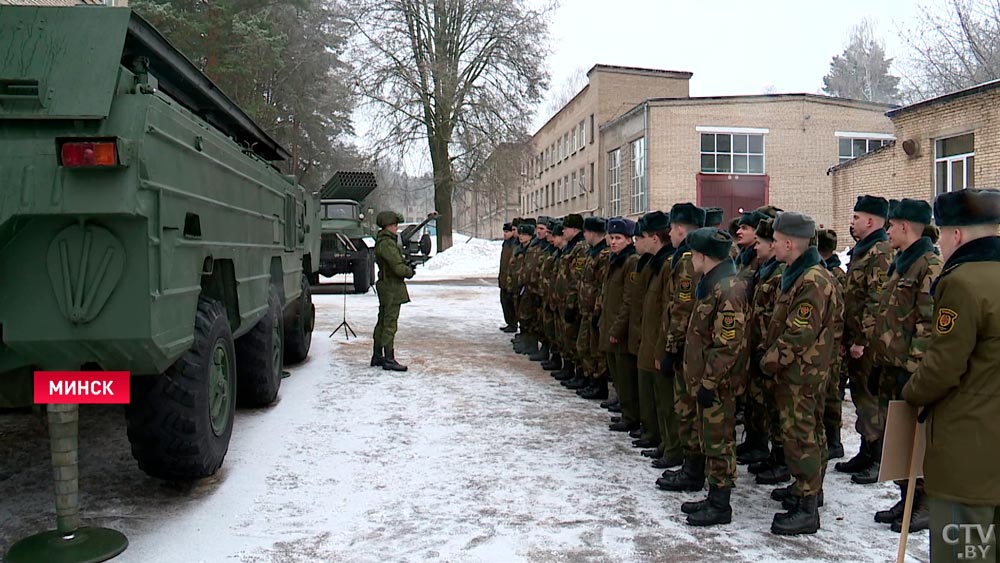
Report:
412,231,502,280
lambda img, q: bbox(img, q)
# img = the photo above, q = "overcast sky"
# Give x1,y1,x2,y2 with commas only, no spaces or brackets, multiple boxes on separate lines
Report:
532,0,925,131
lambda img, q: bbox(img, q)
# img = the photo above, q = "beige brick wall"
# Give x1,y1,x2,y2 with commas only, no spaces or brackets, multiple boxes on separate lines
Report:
831,87,1000,239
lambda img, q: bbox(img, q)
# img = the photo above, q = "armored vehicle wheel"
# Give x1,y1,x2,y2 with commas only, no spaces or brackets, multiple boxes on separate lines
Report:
353,251,372,294
126,297,236,480
236,287,284,406
284,274,314,364
419,233,432,255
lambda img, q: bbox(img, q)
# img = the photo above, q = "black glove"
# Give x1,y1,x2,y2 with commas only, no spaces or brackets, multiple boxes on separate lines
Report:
867,367,881,397
697,385,715,408
564,308,578,324
591,314,600,330
893,367,911,399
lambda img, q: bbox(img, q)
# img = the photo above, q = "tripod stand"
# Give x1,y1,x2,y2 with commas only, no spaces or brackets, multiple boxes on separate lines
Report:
329,270,357,340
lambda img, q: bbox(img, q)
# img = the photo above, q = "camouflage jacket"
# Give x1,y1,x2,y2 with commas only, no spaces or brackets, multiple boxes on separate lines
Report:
506,241,528,294
538,243,558,308
579,240,611,318
600,245,637,354
824,254,848,288
683,260,749,392
664,241,701,354
762,247,840,386
735,244,758,286
556,233,588,312
524,239,546,296
844,229,892,347
374,228,414,305
638,244,674,371
750,257,784,353
873,237,942,372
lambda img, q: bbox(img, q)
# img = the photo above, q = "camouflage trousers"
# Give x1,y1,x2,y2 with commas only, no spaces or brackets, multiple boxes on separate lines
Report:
676,362,702,460
822,356,844,436
760,372,782,445
517,292,540,337
775,378,829,497
609,352,640,426
560,308,581,363
638,369,661,444
576,315,608,376
698,383,738,488
542,305,556,349
847,350,881,445
744,367,769,439
876,365,912,444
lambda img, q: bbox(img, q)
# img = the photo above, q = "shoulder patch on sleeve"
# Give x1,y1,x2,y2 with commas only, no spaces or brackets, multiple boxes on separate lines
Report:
936,308,958,335
678,276,693,301
793,303,813,328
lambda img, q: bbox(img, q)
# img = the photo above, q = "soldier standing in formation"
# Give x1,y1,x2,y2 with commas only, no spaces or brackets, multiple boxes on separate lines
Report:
498,222,519,333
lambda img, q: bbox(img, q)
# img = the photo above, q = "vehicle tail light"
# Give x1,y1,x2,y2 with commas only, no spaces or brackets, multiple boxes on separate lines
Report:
60,140,118,168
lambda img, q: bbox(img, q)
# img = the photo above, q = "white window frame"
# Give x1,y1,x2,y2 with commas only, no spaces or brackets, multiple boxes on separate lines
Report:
578,166,586,197
935,133,975,195
572,128,578,155
578,121,586,150
630,137,647,214
837,133,895,163
608,149,622,216
699,130,766,175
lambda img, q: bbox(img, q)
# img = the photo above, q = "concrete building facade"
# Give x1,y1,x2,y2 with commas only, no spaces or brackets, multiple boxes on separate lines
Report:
830,79,1000,239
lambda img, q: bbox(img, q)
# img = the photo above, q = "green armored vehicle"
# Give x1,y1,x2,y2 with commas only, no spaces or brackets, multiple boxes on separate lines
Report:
0,6,319,480
317,171,377,293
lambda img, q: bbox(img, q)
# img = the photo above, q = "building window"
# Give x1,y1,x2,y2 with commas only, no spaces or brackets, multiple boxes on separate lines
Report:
565,132,571,157
589,115,595,144
839,137,892,163
578,121,585,150
572,128,578,154
578,166,586,196
608,149,622,216
935,133,974,195
630,137,647,214
700,133,765,174
570,171,577,201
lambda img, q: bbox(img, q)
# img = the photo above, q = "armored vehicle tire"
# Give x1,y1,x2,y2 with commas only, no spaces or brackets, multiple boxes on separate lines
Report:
353,251,372,294
235,286,284,407
284,274,314,364
125,297,236,480
419,233,432,256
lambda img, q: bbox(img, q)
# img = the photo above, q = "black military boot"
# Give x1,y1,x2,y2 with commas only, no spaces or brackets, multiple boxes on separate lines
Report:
686,486,733,526
541,352,562,371
641,447,663,459
651,454,683,470
756,446,791,485
782,489,824,510
567,375,591,391
512,334,526,353
875,483,907,524
835,440,872,473
656,457,705,492
382,348,408,372
771,494,820,536
581,376,609,400
826,426,845,460
851,440,881,484
370,343,384,367
609,420,639,432
891,490,930,533
600,397,617,409
529,343,550,362
770,484,795,503
519,335,538,356
553,361,575,381
736,431,769,465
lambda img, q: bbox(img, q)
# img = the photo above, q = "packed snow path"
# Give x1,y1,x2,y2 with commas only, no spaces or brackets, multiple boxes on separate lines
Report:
0,284,928,562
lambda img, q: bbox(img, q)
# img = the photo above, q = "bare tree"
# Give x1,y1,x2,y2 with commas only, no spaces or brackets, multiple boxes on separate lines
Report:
898,0,1000,102
544,66,588,117
347,0,555,251
822,19,901,103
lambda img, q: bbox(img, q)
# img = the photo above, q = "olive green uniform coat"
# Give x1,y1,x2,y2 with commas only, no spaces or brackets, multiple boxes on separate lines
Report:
373,228,414,348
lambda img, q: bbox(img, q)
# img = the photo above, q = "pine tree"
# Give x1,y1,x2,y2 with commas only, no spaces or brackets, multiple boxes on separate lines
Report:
822,20,901,104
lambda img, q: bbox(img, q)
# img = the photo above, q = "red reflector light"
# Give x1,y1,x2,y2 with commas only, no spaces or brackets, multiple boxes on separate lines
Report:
61,141,117,167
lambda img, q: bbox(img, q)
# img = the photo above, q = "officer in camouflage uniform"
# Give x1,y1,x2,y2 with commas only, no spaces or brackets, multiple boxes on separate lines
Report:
870,199,942,533
556,214,588,388
836,195,892,483
760,211,840,536
577,217,612,399
540,220,564,373
602,218,640,431
902,189,1000,563
817,228,847,460
521,220,550,358
657,203,707,492
372,210,415,372
511,221,535,353
528,219,555,363
675,227,747,527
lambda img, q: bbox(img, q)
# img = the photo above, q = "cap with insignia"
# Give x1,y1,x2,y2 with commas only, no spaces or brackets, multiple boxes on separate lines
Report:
607,217,634,236
517,223,535,236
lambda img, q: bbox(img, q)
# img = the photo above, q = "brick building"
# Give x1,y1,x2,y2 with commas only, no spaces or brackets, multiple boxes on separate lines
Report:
520,64,894,231
830,79,1000,239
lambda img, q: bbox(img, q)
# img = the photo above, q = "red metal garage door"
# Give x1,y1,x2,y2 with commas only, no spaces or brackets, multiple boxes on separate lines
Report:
696,173,770,225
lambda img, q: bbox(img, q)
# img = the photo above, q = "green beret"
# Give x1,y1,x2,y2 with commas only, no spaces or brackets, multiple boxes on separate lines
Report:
563,213,584,230
888,198,932,225
934,188,1000,227
376,210,401,228
517,223,535,236
670,203,706,228
686,227,734,260
584,216,607,233
739,210,765,229
641,210,670,233
854,195,889,218
704,207,724,227
817,228,838,254
755,218,775,242
773,211,816,239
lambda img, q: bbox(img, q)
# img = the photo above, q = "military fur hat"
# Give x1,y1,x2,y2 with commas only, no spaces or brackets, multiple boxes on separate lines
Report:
641,210,670,233
739,210,765,229
923,224,940,243
376,210,403,228
584,216,607,233
773,211,816,239
551,222,565,237
756,205,783,219
934,188,1000,227
704,207,724,227
817,228,838,254
687,227,734,260
634,216,647,236
888,198,932,225
854,195,890,218
517,223,535,236
537,215,553,227
669,203,705,228
522,217,537,226
563,213,585,230
607,217,634,236
543,217,560,231
503,222,513,232
727,217,740,238
755,218,775,242
512,217,522,227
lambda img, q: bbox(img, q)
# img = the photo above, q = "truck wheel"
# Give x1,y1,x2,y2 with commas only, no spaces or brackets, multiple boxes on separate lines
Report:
235,286,283,406
284,274,314,364
126,297,237,480
353,252,372,294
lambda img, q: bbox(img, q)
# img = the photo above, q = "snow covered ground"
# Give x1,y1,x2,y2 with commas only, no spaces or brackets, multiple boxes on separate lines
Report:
0,283,929,563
